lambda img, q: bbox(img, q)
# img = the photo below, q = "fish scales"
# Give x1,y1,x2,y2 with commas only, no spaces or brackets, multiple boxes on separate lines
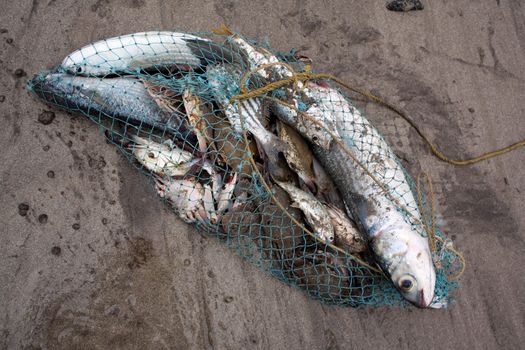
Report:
305,83,420,220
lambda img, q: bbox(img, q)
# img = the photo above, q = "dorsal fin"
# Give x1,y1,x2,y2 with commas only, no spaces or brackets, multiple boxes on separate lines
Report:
212,23,234,36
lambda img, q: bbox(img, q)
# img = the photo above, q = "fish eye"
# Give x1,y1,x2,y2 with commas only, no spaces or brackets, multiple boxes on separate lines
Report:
398,275,416,292
147,152,155,159
76,66,83,74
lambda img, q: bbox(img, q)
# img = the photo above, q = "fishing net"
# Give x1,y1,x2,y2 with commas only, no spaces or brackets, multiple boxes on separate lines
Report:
28,30,463,307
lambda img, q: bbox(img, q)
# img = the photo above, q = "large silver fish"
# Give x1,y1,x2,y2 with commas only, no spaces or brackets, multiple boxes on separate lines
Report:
284,81,436,308
219,28,436,307
28,73,191,138
61,31,240,76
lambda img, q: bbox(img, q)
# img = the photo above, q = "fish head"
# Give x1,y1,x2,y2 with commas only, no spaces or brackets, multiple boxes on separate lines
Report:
350,233,368,252
132,145,166,173
61,44,113,76
28,72,110,114
371,222,436,308
390,238,436,308
318,226,335,244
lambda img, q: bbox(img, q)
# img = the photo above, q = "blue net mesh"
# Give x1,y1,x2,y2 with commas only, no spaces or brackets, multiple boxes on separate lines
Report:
28,30,462,308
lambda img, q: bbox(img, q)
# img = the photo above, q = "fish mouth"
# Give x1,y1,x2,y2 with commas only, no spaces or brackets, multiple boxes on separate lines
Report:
27,72,54,100
27,70,78,110
416,289,433,308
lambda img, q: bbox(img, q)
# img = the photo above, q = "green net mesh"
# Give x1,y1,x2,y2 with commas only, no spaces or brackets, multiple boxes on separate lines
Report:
28,30,462,308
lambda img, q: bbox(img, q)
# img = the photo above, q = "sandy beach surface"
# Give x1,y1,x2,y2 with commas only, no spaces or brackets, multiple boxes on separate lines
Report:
1,1,524,349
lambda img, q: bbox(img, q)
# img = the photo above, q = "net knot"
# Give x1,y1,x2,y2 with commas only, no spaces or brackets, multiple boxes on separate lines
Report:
229,61,320,104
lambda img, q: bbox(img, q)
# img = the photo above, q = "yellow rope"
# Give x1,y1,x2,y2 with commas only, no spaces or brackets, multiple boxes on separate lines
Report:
417,173,437,253
231,67,525,166
415,174,465,281
435,236,466,281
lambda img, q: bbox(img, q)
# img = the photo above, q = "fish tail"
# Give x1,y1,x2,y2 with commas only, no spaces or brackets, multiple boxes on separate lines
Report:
211,24,234,36
103,129,129,147
184,39,241,66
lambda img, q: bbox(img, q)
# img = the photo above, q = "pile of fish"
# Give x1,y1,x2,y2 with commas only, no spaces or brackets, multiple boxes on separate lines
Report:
29,29,445,308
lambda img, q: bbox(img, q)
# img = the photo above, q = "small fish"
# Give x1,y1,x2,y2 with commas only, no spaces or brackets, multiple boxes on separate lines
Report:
61,31,240,76
325,205,367,253
275,181,334,244
311,158,345,208
182,89,213,153
28,73,191,138
129,135,195,177
155,176,207,223
277,120,317,192
216,173,238,212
